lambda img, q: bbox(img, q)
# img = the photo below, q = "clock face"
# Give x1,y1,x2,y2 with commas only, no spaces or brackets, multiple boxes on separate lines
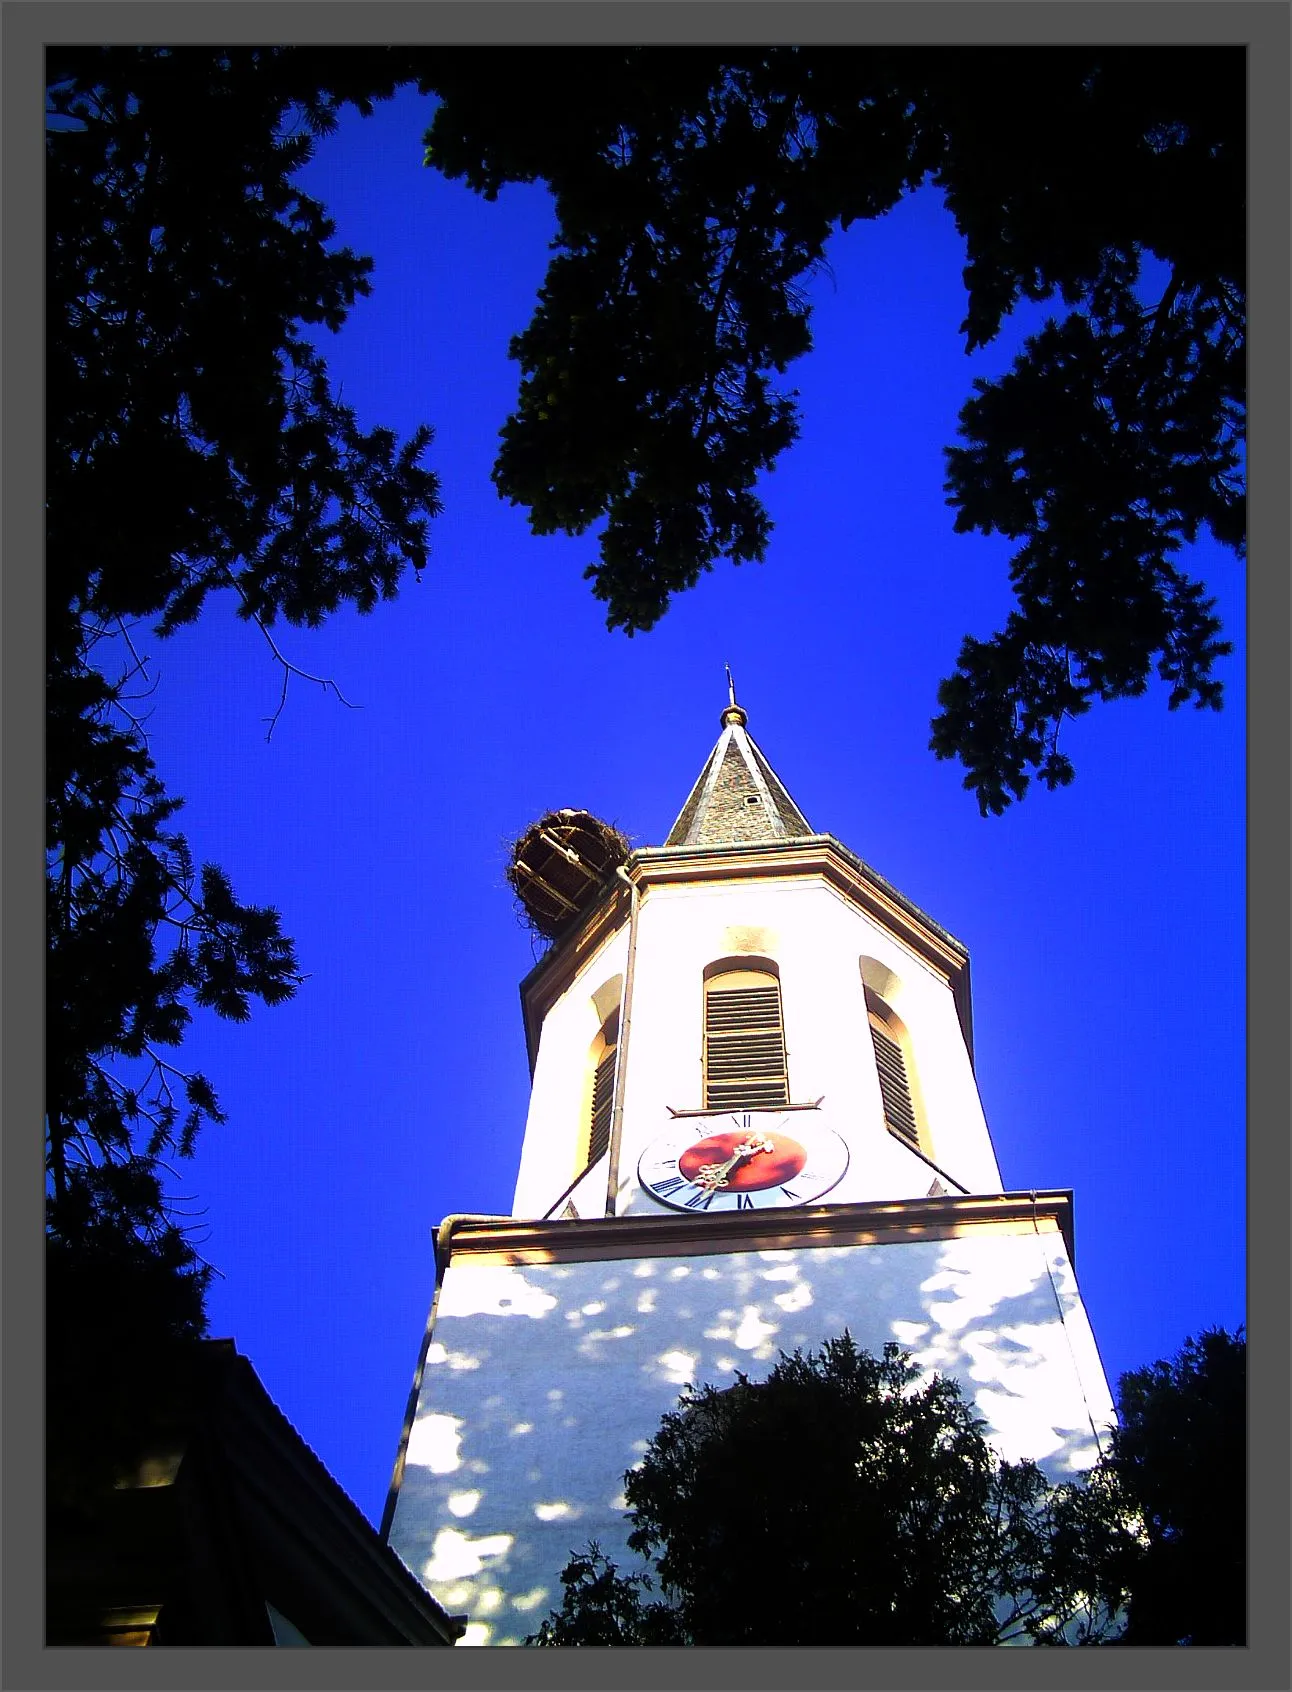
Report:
637,1111,849,1212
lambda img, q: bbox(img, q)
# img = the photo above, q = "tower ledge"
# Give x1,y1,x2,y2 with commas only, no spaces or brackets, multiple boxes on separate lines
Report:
433,1189,1077,1277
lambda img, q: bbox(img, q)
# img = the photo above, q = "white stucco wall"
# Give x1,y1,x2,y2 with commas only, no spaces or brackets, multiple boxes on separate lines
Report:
510,872,1002,1224
511,924,629,1218
387,1226,1115,1646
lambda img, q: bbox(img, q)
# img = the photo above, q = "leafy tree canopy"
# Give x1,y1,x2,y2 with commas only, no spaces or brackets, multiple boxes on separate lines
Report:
46,47,1244,1305
45,47,440,1365
44,47,1243,1488
1043,1327,1246,1646
424,46,1243,812
532,1329,1246,1648
530,1336,1117,1646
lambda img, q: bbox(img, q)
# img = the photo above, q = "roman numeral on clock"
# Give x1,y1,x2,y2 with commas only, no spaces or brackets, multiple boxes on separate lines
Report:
639,1119,846,1214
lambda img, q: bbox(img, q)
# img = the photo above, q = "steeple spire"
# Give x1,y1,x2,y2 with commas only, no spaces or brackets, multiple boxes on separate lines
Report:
664,680,812,848
721,664,747,726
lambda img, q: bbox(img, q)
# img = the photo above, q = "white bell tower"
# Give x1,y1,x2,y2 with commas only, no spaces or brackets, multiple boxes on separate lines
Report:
382,688,1114,1646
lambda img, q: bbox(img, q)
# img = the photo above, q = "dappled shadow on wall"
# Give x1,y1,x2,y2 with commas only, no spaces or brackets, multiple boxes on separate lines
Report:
394,1232,1112,1643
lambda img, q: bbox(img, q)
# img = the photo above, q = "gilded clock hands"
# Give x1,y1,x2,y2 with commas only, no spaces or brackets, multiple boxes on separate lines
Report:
692,1135,776,1192
640,1120,846,1210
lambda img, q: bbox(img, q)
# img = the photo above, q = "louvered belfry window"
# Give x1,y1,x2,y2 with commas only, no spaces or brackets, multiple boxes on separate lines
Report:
703,968,790,1110
587,1045,617,1167
870,1016,919,1149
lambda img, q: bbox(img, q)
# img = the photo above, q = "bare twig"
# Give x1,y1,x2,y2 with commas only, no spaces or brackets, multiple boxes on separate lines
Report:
220,569,361,740
259,634,360,742
112,615,162,701
1145,269,1185,352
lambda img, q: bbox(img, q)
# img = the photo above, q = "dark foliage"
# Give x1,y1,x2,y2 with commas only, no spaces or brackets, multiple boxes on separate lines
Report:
44,44,1245,1520
526,1544,688,1646
532,1330,1246,1648
424,46,1243,810
46,1161,211,1518
1045,1328,1246,1646
46,47,1244,1300
45,47,440,1389
531,1336,1112,1646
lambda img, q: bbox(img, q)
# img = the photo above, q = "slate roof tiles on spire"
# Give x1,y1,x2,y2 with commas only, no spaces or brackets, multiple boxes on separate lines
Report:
664,685,812,848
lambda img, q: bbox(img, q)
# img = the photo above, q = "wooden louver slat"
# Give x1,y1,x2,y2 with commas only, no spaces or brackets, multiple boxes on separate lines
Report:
870,1021,918,1146
587,1048,617,1166
704,982,789,1110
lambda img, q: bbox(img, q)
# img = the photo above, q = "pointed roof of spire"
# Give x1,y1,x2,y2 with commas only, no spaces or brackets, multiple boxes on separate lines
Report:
664,678,812,848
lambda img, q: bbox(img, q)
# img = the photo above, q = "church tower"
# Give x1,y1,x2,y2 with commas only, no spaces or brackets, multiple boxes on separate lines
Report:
382,689,1115,1646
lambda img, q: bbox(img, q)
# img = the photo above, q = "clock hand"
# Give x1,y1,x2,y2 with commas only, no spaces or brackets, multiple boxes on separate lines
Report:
693,1135,775,1191
693,1151,746,1190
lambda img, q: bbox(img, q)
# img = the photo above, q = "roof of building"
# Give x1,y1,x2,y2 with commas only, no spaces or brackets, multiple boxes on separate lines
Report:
665,687,813,848
46,1338,466,1647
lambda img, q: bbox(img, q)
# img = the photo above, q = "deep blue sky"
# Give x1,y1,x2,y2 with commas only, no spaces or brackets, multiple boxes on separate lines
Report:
133,86,1244,1531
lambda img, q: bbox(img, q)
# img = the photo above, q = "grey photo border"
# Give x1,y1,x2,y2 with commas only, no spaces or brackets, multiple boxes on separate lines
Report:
5,3,1285,1690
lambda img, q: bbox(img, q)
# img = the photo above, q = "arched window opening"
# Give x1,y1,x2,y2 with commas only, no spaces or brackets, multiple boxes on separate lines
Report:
576,1009,619,1174
865,987,922,1153
703,967,789,1110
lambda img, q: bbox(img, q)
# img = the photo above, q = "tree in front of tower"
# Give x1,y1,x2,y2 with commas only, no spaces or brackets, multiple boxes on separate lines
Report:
530,1329,1247,1647
1037,1327,1246,1647
1111,1327,1246,1644
529,1334,1121,1647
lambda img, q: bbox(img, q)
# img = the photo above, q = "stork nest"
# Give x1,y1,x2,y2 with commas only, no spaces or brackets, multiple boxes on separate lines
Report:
505,809,632,942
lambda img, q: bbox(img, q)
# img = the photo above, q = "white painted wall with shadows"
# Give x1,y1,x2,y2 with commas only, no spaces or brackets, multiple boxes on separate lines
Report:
388,1227,1114,1645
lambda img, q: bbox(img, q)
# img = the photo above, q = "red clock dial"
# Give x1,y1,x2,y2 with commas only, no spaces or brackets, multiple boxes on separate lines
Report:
638,1111,849,1212
678,1130,807,1192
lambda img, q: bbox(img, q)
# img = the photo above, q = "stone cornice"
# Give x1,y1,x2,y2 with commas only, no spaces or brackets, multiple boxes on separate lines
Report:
637,836,966,956
435,1189,1076,1276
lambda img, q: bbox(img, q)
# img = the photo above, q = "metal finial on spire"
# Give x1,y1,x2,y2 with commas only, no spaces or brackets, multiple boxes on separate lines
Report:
720,664,748,727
